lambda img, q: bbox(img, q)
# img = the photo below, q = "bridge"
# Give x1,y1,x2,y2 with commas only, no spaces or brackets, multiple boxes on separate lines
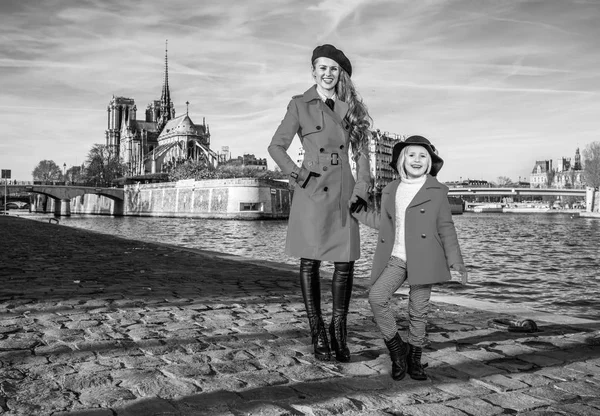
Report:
448,187,585,198
0,185,124,216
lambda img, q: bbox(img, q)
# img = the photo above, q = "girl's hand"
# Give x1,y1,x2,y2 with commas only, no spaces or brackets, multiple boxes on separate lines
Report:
451,264,468,285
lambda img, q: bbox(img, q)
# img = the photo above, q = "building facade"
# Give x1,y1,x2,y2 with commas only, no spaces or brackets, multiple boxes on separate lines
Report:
530,149,584,189
105,44,217,176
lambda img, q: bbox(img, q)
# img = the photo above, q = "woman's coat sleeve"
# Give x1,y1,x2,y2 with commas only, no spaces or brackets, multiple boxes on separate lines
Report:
267,99,310,186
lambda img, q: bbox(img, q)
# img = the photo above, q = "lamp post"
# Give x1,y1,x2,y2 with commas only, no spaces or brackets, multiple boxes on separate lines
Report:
63,163,66,184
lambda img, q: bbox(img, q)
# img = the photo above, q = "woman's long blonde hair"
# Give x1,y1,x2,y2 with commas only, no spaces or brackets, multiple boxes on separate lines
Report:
336,70,372,159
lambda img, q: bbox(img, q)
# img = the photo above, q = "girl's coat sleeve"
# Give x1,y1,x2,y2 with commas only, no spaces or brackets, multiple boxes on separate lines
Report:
437,186,464,267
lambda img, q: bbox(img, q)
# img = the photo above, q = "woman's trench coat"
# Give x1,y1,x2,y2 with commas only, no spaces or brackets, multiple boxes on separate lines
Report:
353,175,464,286
268,85,371,262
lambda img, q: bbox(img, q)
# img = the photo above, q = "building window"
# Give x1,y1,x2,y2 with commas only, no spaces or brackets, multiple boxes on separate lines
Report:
240,202,262,211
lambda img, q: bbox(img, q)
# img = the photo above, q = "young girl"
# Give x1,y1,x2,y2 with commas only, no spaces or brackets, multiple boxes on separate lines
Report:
352,135,468,380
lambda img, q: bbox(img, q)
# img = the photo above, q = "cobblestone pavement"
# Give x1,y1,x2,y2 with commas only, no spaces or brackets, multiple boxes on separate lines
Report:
1,215,600,416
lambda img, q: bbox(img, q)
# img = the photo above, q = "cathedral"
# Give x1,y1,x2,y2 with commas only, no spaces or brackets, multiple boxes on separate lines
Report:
105,44,217,176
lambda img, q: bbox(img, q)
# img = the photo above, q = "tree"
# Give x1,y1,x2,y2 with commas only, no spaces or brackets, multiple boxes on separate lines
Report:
583,141,600,189
496,176,513,187
66,165,84,184
82,144,126,186
32,160,62,182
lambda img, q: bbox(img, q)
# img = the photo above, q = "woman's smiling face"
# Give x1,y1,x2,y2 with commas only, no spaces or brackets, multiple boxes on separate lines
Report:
312,57,340,93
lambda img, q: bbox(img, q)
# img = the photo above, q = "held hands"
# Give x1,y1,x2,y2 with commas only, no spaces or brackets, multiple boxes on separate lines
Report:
349,196,368,213
301,171,321,188
451,264,468,285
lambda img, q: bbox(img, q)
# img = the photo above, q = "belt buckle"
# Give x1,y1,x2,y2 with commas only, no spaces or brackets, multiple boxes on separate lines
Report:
331,152,339,165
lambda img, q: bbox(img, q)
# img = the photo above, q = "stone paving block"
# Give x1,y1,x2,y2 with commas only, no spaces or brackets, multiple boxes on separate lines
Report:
565,361,600,375
523,385,579,403
535,366,582,381
445,397,505,415
387,402,469,416
334,361,380,377
508,372,555,387
483,391,552,412
486,357,537,372
554,403,600,416
61,370,113,391
228,401,295,416
78,385,137,407
472,373,529,392
116,397,181,416
234,369,289,389
53,409,114,416
343,391,395,412
486,343,537,356
112,368,199,398
237,385,299,402
553,380,600,397
434,380,495,397
456,349,505,362
516,407,573,416
278,363,336,383
297,396,359,415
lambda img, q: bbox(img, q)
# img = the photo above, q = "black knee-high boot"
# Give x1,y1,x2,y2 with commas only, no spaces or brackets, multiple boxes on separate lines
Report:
299,258,331,361
330,261,354,362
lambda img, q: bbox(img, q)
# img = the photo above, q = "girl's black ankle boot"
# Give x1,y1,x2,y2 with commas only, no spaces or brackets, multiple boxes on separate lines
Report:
384,333,408,380
407,344,428,380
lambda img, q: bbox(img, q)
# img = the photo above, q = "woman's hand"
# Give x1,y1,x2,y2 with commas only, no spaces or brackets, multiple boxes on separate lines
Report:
451,264,468,285
349,195,367,213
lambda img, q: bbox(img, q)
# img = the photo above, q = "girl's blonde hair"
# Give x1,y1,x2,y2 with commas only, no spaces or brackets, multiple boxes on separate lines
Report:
397,146,432,181
312,61,373,159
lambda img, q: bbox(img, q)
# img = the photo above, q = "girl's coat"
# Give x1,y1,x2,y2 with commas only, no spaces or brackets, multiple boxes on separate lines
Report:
354,175,463,286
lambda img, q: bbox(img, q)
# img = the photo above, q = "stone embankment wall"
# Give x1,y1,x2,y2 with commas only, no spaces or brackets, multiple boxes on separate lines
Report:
124,178,291,219
32,178,292,219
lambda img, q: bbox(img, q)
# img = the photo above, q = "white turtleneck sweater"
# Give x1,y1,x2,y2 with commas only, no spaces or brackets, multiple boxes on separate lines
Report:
391,175,427,261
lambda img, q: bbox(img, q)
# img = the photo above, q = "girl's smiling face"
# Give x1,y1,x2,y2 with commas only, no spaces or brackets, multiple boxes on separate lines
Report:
400,145,431,179
312,57,340,94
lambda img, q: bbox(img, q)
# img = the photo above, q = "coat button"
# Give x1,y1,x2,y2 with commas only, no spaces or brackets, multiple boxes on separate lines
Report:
316,125,321,130
339,144,344,149
322,166,328,171
381,238,385,243
319,148,325,153
345,125,350,130
421,234,426,238
420,209,425,213
323,187,328,192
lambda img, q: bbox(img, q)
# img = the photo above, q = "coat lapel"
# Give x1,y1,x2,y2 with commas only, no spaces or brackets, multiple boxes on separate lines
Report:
408,175,440,208
302,85,348,126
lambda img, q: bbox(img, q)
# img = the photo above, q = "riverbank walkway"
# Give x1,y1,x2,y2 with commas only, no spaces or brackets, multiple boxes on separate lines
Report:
1,215,600,416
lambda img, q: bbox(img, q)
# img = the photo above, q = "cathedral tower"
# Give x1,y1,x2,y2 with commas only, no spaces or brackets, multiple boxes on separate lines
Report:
156,41,175,131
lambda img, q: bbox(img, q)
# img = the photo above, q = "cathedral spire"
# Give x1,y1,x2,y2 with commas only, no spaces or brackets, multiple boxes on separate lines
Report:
158,40,173,130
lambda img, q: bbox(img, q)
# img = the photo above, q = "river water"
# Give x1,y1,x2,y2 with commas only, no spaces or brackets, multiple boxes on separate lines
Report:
19,212,600,321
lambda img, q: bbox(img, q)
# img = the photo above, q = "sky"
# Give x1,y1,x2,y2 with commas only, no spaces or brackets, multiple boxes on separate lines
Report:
1,0,599,183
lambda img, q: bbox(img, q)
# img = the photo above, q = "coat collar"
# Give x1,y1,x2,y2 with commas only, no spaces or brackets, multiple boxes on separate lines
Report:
302,85,349,121
383,175,442,217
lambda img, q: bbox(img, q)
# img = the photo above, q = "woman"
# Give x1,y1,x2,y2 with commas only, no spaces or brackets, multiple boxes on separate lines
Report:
268,44,373,362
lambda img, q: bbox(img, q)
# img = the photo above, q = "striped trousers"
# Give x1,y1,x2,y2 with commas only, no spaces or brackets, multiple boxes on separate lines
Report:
368,256,432,346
